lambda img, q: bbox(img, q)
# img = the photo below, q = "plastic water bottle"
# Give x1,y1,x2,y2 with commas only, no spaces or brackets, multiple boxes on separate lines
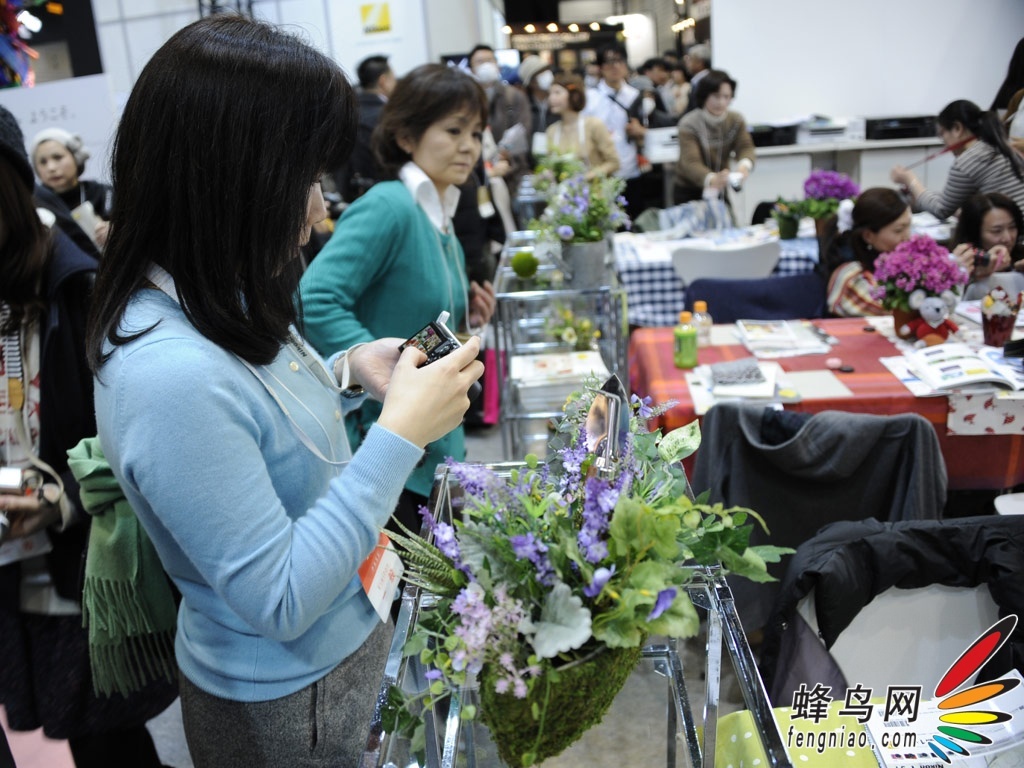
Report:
673,311,698,369
691,300,714,346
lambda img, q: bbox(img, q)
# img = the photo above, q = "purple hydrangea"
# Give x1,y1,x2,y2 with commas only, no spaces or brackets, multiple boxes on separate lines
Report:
870,235,968,306
803,169,860,201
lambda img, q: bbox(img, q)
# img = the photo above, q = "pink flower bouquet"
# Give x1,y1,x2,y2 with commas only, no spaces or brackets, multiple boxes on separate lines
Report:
871,235,968,312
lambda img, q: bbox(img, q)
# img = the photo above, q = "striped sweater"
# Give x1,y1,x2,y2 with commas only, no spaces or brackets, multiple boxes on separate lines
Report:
915,140,1024,219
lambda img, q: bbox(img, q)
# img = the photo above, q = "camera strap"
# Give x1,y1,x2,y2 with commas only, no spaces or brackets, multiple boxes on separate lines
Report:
145,265,351,468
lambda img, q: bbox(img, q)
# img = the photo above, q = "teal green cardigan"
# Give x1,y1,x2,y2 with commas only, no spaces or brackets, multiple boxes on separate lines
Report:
299,180,468,496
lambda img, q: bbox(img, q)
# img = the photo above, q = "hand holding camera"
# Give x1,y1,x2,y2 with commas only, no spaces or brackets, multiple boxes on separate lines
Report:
377,313,484,448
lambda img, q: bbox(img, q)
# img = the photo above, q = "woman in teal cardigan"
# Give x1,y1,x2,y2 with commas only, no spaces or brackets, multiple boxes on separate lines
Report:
300,63,496,529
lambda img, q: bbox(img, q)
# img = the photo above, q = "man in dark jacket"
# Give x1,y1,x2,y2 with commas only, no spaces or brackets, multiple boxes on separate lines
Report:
332,54,395,202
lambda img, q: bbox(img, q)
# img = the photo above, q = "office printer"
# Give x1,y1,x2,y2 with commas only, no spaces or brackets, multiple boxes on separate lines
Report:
865,115,936,140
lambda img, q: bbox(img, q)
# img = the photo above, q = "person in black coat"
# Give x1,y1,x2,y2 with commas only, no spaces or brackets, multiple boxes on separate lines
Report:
0,104,176,768
332,54,395,202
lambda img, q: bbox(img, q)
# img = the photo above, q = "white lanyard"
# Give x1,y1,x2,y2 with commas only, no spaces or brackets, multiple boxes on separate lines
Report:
146,265,349,467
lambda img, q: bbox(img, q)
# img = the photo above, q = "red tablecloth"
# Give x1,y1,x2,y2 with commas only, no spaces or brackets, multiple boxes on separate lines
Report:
629,318,1024,491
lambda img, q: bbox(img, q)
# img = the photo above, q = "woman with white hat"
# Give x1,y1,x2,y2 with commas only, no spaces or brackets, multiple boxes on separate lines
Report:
31,128,113,249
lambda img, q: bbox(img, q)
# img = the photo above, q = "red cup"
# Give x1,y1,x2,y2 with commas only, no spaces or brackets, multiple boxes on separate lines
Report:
982,312,1017,347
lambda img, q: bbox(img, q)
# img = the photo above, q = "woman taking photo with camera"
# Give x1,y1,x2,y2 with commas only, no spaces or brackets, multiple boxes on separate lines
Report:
950,191,1024,299
88,16,482,767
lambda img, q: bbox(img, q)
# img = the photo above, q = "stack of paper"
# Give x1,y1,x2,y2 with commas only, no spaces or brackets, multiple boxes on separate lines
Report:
509,351,611,411
735,319,833,358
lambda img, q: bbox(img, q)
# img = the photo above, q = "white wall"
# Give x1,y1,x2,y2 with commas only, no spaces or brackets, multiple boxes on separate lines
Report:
714,0,1024,124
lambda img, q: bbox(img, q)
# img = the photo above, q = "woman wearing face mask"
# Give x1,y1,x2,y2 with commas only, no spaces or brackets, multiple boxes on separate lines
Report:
673,69,755,205
518,55,557,149
31,129,113,249
545,72,619,179
468,45,532,196
951,192,1024,300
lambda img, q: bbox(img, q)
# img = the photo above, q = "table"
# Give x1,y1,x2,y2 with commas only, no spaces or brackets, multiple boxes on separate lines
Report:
629,318,1024,491
614,234,819,327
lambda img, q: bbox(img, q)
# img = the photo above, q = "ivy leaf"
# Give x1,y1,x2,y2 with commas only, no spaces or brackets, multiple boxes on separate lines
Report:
526,581,592,658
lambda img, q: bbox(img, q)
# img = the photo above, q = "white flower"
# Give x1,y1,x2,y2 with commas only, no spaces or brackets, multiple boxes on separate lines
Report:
836,198,855,234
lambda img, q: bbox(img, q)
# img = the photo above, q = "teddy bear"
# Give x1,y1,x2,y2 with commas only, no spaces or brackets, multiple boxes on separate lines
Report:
898,289,959,347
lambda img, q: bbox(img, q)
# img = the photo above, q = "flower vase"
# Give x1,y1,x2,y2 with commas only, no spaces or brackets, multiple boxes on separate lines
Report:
814,217,830,240
892,307,919,340
562,239,611,290
479,644,643,766
776,217,799,240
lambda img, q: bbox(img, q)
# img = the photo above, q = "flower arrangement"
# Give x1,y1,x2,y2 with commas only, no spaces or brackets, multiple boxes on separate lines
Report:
801,169,860,220
382,379,789,766
532,153,587,195
546,303,601,351
530,173,631,244
871,235,968,312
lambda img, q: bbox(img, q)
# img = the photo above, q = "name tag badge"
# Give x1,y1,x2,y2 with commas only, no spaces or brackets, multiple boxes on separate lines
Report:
357,532,404,622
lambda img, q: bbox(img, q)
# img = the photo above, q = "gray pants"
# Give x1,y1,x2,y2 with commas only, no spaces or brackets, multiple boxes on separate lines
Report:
179,620,392,767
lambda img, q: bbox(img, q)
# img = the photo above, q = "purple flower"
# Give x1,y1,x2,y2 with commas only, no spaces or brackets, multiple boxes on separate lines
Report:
630,394,654,419
647,588,677,621
871,235,968,307
424,668,443,681
578,476,618,563
803,170,860,201
510,532,555,585
557,224,575,240
583,565,616,598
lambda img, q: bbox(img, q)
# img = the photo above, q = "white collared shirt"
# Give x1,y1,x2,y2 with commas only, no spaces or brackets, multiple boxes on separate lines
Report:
398,162,461,233
582,80,640,179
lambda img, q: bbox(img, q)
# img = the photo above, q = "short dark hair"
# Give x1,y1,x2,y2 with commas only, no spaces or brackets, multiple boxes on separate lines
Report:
553,72,586,112
693,69,737,108
87,15,357,369
640,57,668,74
373,63,487,177
357,55,390,90
954,192,1024,255
596,44,628,68
468,44,494,64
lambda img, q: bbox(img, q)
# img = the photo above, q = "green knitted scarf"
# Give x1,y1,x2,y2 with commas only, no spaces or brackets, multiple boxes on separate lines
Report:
67,437,177,697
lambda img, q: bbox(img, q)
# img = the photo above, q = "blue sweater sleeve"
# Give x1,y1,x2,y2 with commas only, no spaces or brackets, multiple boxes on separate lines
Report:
106,334,422,642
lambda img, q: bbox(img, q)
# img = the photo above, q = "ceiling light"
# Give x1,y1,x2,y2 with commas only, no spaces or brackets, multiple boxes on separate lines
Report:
589,22,600,31
524,23,536,33
501,25,512,34
568,23,579,32
546,23,558,32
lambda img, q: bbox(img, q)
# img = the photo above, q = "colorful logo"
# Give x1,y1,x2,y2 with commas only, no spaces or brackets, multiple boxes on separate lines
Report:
360,3,391,34
926,614,1018,762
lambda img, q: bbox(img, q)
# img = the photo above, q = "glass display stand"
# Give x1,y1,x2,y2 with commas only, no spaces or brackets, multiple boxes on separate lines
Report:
492,235,629,460
360,467,794,768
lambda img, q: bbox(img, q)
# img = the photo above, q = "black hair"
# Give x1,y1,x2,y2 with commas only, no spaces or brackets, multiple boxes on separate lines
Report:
953,192,1024,261
372,63,488,178
820,187,910,276
693,69,737,109
937,99,1023,181
640,57,668,74
0,157,50,332
86,14,356,370
991,37,1024,111
468,44,494,64
552,72,586,112
357,54,390,90
596,44,628,68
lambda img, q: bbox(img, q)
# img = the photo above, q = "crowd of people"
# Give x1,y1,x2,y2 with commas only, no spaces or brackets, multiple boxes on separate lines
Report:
2,13,1024,767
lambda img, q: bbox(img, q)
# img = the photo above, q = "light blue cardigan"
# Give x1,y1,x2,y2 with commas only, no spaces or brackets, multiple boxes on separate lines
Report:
94,289,422,701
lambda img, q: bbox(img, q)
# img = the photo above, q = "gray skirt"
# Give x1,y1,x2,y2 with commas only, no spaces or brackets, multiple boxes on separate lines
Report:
178,619,392,768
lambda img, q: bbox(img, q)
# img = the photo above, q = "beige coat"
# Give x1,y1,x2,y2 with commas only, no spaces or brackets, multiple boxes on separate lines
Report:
545,116,620,178
674,110,756,191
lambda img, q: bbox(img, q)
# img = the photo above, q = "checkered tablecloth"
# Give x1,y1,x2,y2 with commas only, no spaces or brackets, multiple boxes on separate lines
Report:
614,234,819,327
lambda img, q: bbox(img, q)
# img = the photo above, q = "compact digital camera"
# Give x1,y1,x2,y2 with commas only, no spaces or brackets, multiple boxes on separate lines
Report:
400,311,463,364
973,247,992,269
400,311,481,399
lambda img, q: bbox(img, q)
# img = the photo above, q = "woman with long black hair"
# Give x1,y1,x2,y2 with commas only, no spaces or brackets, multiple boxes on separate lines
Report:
891,99,1024,218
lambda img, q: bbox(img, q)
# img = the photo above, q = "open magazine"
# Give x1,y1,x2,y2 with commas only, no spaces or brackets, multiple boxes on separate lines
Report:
734,319,833,359
881,343,1024,396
